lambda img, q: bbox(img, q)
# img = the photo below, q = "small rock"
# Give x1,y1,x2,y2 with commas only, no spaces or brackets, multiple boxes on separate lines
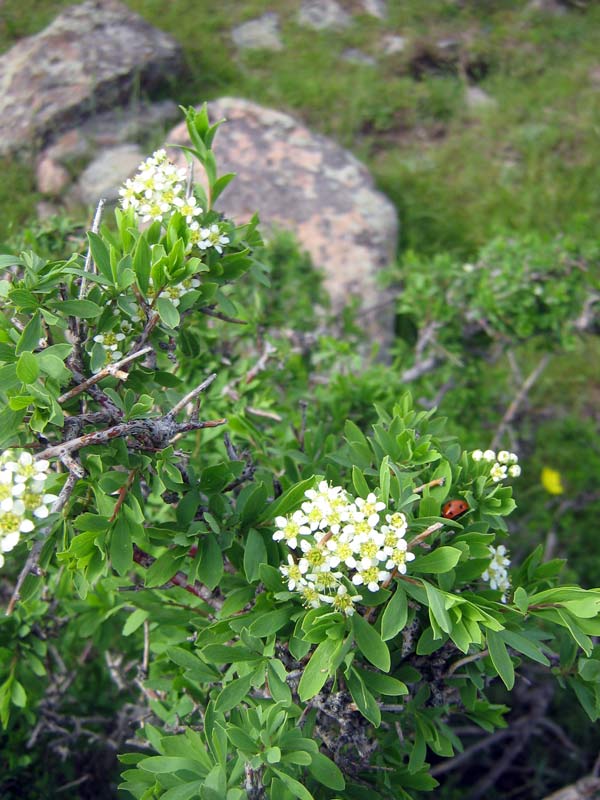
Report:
465,86,497,110
232,13,283,51
36,201,60,220
43,129,90,166
76,144,143,206
0,0,183,156
526,0,567,14
381,34,407,55
361,0,388,19
166,98,398,347
342,49,376,66
297,0,352,31
36,156,71,196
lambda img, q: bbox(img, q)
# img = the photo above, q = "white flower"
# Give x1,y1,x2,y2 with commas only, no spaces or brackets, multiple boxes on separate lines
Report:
352,564,391,593
174,194,202,223
326,532,359,569
298,537,331,574
197,223,230,254
508,452,519,464
483,449,496,462
482,544,511,601
497,451,511,464
321,585,362,616
508,464,522,478
385,545,415,574
272,510,310,549
280,554,308,591
355,492,386,527
93,332,126,353
490,462,508,483
471,449,484,461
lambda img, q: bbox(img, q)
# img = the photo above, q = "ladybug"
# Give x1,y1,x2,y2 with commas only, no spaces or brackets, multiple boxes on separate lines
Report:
442,499,469,520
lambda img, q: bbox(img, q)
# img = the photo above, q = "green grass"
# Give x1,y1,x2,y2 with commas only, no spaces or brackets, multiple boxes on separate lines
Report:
1,0,600,255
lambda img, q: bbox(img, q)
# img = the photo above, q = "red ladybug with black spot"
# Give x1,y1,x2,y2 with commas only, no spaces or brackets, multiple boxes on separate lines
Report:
442,499,469,520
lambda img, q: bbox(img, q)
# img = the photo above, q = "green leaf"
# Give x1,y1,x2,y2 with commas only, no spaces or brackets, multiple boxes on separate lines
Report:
352,613,391,672
110,516,133,576
11,680,26,708
145,550,184,587
15,312,42,354
307,751,345,791
487,629,515,690
248,609,290,638
55,299,103,318
354,667,408,696
271,768,314,800
195,533,223,591
87,232,113,282
346,667,381,727
16,352,39,384
500,629,550,667
411,546,462,574
139,756,206,774
352,466,370,498
298,638,338,701
123,608,149,636
381,584,408,641
513,587,529,614
244,528,267,583
156,296,180,328
259,477,315,522
424,582,452,634
215,673,254,714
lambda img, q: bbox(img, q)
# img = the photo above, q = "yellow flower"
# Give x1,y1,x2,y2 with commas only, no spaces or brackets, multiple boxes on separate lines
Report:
541,467,564,495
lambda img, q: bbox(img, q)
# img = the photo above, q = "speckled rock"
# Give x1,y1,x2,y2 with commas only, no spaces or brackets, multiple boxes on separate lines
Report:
166,98,398,344
361,0,388,19
381,34,407,55
342,49,376,66
231,13,283,51
297,0,352,31
76,144,144,206
36,156,70,196
465,86,497,110
0,0,182,155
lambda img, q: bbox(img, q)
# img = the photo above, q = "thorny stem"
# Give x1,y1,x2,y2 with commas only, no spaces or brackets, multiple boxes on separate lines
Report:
6,470,80,616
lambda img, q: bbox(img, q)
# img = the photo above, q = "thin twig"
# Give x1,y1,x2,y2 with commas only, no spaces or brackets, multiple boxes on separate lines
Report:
490,353,550,450
6,470,80,616
408,522,444,550
58,346,152,404
80,198,105,299
445,648,489,677
167,373,217,418
414,478,445,494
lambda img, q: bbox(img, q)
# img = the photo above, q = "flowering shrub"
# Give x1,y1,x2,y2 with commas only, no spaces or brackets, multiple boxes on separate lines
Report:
0,106,599,799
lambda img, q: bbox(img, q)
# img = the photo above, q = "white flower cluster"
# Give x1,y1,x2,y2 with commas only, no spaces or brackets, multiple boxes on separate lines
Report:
93,331,126,364
0,451,55,569
119,150,200,225
471,449,521,482
273,481,415,616
145,275,201,307
189,222,230,254
481,544,511,601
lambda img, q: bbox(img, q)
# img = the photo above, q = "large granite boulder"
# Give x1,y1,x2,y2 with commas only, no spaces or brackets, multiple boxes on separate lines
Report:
0,0,182,156
167,99,398,344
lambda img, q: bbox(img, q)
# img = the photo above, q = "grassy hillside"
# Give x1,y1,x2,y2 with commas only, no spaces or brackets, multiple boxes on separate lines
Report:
1,0,600,254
